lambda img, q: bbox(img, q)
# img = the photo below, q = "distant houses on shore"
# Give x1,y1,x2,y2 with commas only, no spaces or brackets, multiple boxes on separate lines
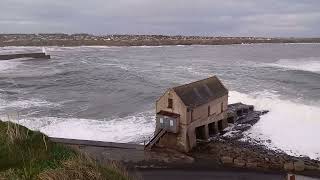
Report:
1,34,319,46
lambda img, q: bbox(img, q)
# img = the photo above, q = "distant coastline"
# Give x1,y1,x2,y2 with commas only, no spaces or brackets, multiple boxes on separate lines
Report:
1,34,320,47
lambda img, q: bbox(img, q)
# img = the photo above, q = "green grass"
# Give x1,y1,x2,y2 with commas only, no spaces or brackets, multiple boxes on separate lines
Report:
0,121,132,180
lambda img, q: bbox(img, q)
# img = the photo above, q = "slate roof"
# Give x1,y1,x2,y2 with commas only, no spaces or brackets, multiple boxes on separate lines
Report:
173,76,228,108
157,110,180,118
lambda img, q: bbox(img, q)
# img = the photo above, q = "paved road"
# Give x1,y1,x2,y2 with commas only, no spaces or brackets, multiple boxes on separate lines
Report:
138,169,285,180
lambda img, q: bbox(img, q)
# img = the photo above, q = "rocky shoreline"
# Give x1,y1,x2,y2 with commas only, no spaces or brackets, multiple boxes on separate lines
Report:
139,103,320,177
191,103,320,177
46,102,320,177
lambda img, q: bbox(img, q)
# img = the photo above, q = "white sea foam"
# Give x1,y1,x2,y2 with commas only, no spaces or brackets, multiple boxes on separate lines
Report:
176,66,212,77
0,97,60,112
103,63,130,71
1,90,319,159
229,91,320,160
8,99,59,109
42,47,47,54
0,60,21,72
5,110,155,143
131,45,164,48
267,58,320,73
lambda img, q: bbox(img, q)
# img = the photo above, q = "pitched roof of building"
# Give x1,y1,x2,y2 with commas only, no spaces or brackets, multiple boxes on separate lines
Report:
157,110,180,118
173,76,228,108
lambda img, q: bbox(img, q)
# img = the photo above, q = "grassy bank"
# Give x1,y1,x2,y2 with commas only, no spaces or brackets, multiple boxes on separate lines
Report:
0,121,131,180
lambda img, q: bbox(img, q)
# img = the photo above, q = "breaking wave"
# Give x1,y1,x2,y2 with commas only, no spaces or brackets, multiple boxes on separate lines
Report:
1,110,155,144
0,98,59,110
102,63,130,71
0,94,154,143
229,91,320,160
0,60,21,72
1,89,320,159
176,66,212,77
267,57,320,74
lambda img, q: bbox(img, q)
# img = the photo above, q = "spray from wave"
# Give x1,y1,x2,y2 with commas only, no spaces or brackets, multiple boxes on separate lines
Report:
42,47,47,54
267,57,320,73
229,91,320,160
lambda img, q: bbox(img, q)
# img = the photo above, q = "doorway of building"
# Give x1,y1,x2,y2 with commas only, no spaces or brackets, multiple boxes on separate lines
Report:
208,122,216,136
195,125,206,140
218,120,223,132
227,117,234,123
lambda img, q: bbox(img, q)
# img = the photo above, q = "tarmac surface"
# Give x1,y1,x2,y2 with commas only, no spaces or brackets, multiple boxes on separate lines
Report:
138,169,285,180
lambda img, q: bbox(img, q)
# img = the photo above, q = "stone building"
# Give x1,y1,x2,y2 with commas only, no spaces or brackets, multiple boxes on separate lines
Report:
150,76,229,152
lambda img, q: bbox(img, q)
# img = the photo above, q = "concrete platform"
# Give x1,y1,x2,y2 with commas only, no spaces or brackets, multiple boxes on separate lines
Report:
50,137,144,150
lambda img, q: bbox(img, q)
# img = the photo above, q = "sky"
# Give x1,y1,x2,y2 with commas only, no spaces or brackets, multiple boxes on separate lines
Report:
0,0,320,37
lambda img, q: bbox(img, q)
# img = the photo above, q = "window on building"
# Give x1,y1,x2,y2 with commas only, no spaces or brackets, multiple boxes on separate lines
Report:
170,120,173,127
159,118,164,128
191,109,194,121
221,102,224,112
208,105,210,117
160,118,163,124
168,98,173,108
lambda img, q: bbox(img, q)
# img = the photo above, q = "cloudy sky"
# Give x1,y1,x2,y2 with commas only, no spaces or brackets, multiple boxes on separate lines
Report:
0,0,319,37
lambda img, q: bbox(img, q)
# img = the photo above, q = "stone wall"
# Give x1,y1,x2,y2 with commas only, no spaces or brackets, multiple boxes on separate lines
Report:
190,95,228,123
197,140,320,173
156,89,187,124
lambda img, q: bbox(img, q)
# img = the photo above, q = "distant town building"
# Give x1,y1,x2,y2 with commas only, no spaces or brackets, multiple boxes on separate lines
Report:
147,76,229,152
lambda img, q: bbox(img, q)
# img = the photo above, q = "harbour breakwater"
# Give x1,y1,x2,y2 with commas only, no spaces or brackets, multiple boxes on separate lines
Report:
0,53,50,60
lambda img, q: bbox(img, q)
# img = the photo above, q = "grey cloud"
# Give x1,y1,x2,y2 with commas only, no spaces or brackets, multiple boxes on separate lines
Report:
0,0,319,36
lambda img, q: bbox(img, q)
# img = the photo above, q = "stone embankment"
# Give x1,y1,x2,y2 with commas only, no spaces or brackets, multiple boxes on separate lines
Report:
202,140,320,173
193,103,320,177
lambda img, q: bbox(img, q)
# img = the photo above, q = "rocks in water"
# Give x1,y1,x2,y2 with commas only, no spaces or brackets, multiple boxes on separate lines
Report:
237,111,261,125
203,103,320,174
227,103,268,126
221,103,269,141
222,132,244,141
234,124,252,131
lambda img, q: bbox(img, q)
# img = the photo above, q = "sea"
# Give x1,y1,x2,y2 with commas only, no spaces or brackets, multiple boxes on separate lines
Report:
0,44,319,159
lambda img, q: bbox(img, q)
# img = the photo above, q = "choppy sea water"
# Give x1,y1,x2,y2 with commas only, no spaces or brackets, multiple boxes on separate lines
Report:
0,44,319,159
